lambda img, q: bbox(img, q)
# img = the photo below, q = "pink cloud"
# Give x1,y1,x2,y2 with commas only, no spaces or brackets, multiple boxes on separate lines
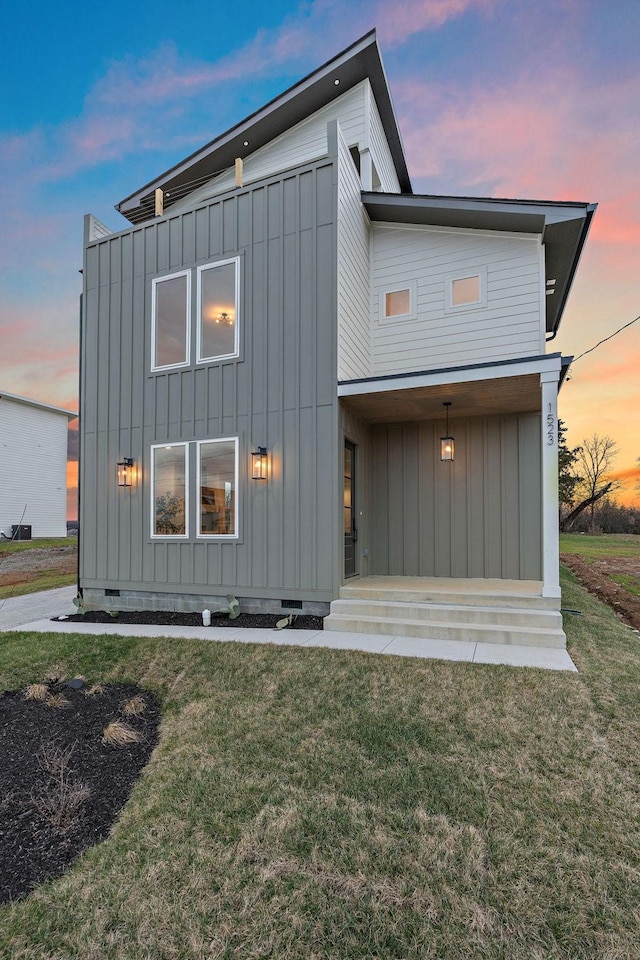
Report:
375,0,496,44
398,64,640,292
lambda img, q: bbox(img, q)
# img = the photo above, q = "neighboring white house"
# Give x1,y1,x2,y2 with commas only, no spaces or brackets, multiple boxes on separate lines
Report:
0,391,78,539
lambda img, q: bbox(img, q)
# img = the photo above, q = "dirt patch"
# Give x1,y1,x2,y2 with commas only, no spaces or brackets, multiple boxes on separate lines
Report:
0,545,76,587
561,553,640,631
0,677,160,903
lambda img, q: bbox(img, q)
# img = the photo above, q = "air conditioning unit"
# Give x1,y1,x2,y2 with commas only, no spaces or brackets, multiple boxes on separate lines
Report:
12,524,32,541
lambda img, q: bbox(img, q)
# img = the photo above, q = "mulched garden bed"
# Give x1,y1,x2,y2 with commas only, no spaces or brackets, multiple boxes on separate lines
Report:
60,610,325,630
0,678,160,904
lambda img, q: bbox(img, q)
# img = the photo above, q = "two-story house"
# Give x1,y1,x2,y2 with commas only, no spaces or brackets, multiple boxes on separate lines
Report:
79,31,595,649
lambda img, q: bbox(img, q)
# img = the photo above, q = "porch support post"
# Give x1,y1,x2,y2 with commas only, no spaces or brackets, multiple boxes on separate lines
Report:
540,370,561,598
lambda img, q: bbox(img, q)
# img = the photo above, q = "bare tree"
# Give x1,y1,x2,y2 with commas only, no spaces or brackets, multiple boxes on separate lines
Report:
561,434,621,532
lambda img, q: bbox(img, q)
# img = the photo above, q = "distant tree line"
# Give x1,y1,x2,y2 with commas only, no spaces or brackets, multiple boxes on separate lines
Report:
559,422,639,533
564,500,640,535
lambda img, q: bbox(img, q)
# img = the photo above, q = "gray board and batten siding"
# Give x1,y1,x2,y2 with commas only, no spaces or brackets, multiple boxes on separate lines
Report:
339,405,542,584
369,414,542,581
80,156,340,609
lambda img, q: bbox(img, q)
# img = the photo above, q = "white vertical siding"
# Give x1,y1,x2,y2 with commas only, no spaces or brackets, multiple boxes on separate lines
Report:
371,224,544,375
337,126,371,380
173,83,368,211
367,84,401,193
0,398,70,537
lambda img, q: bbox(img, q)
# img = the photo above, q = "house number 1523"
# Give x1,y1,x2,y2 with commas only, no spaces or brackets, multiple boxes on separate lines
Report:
547,404,555,446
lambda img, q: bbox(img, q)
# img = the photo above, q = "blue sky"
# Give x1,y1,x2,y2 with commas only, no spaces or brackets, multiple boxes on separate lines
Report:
1,0,639,502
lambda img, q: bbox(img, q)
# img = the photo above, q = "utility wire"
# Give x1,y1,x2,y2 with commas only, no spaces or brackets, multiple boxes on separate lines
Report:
572,314,640,362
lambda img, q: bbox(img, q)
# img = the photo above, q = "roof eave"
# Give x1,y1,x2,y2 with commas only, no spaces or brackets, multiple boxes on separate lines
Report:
0,391,78,420
363,192,597,335
117,30,411,224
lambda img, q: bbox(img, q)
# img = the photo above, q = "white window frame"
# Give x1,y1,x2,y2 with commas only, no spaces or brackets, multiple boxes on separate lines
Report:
196,257,241,363
150,270,191,372
196,437,240,540
378,280,418,324
445,266,487,313
150,442,189,539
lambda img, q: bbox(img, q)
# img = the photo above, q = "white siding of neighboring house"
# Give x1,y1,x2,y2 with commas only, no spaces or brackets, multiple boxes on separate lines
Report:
0,398,71,538
172,83,370,213
336,124,372,381
366,83,401,193
370,224,545,376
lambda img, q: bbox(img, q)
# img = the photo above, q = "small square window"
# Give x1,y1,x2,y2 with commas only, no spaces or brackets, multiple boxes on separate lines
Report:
445,267,487,313
451,275,480,306
379,280,417,322
385,289,411,318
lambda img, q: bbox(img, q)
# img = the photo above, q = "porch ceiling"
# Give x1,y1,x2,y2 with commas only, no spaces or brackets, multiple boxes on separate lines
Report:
339,373,541,423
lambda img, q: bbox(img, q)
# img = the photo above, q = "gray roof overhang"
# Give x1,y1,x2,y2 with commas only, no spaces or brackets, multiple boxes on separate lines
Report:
337,353,571,423
117,30,411,224
362,193,596,336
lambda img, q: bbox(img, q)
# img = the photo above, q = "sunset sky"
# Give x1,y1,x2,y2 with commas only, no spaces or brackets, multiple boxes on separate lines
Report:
1,0,638,517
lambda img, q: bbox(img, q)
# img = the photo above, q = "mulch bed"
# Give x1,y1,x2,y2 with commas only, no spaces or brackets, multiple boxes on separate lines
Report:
60,610,324,630
0,678,160,904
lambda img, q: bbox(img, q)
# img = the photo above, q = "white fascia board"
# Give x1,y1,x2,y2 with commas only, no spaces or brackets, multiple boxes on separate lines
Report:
337,354,563,397
0,391,78,420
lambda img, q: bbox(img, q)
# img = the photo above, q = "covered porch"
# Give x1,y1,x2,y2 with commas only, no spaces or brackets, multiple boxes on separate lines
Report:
335,355,567,649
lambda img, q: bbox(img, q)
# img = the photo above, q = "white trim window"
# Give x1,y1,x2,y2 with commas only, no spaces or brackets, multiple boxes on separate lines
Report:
445,267,487,313
197,257,240,362
379,280,417,323
151,443,189,538
151,271,191,370
197,438,239,539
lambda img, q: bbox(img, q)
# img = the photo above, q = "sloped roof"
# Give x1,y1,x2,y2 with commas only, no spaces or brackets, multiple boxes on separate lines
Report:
117,30,411,224
362,192,596,336
0,391,78,420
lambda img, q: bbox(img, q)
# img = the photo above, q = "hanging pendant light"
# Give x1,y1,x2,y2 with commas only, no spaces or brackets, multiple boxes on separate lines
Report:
440,402,455,461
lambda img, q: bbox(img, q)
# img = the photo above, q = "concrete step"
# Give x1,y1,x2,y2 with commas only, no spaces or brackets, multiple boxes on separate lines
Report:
323,613,567,649
339,583,558,610
330,598,563,630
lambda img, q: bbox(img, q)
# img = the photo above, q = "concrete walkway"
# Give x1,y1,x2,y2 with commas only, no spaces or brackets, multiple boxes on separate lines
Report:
0,585,78,630
0,586,577,672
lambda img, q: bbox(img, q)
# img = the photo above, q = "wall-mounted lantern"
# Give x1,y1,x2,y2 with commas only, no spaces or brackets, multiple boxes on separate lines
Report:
117,457,135,487
440,403,455,462
251,447,268,480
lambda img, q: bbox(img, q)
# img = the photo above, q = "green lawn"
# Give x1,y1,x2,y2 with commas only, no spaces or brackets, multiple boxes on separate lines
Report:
0,537,75,556
0,572,77,601
610,572,640,597
0,537,76,599
559,532,640,559
1,567,639,959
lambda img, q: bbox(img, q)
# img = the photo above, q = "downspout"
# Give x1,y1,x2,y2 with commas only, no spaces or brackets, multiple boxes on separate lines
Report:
76,290,83,599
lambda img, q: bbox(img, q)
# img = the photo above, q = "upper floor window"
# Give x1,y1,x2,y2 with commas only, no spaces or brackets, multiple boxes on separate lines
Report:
452,275,480,306
197,257,240,362
445,267,487,313
380,280,417,323
151,271,190,371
